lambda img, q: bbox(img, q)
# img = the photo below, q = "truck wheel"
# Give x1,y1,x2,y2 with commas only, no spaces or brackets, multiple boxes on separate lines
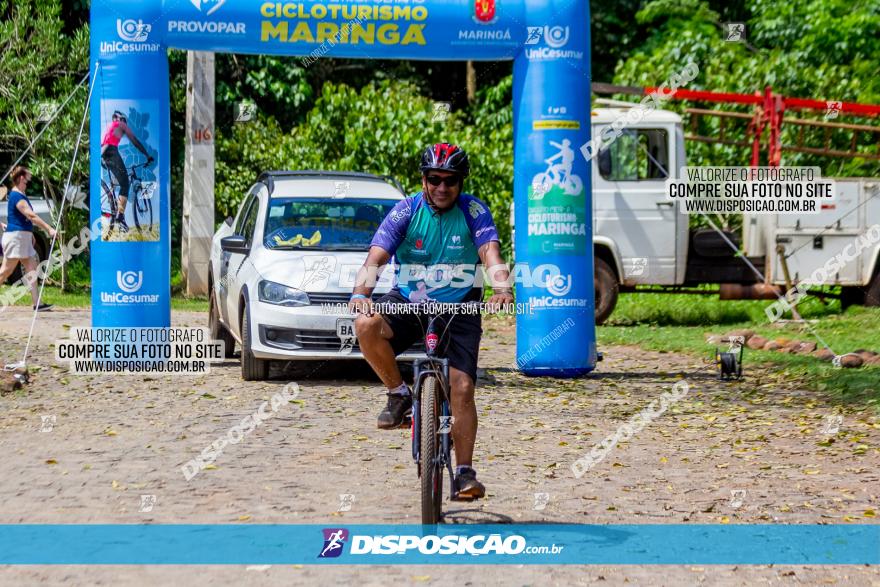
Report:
866,272,880,307
240,303,269,381
594,258,619,325
840,286,865,310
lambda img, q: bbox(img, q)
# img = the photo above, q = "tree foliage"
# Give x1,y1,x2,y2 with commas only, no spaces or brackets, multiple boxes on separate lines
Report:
0,0,90,264
614,0,880,176
214,77,515,251
0,0,89,197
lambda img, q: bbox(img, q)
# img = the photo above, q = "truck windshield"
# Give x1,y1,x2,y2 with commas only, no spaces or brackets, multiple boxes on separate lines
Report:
263,198,396,251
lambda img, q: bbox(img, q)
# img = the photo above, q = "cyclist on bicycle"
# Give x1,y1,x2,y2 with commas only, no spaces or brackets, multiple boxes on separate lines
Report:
546,139,574,182
349,143,513,499
101,110,153,232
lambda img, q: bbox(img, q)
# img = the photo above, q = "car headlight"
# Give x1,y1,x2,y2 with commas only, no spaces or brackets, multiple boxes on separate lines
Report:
258,280,310,307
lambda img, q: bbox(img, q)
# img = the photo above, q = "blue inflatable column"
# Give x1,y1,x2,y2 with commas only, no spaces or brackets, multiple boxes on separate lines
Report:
513,0,596,376
89,0,171,327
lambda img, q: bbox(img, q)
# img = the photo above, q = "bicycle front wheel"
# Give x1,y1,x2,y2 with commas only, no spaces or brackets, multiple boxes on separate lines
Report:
419,375,442,524
134,195,154,235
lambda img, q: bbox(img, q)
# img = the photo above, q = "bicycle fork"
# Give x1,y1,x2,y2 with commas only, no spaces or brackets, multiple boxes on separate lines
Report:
411,357,457,499
439,396,456,499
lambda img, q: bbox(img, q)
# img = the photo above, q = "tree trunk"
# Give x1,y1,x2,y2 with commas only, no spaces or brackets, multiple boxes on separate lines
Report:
466,61,477,104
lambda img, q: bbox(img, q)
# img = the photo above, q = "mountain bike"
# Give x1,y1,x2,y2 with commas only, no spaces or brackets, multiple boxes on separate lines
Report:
532,160,583,197
100,162,155,237
410,300,485,524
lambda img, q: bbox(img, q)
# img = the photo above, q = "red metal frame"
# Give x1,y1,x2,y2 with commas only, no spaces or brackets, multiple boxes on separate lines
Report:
642,86,880,167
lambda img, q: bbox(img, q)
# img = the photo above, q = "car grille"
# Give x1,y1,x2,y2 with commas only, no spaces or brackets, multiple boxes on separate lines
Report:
260,326,422,353
294,329,354,351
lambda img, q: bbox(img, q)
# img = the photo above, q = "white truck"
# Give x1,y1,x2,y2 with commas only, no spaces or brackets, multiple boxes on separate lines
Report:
515,107,880,323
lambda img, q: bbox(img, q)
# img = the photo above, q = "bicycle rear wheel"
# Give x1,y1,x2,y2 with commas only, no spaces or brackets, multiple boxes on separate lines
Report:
138,197,153,233
132,186,153,233
419,375,443,524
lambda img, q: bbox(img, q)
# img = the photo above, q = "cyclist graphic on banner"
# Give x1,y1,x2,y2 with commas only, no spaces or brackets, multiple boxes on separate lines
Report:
526,136,589,257
99,101,159,242
531,138,583,198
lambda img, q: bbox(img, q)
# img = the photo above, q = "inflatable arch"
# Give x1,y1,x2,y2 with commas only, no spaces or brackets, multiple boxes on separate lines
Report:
90,0,596,376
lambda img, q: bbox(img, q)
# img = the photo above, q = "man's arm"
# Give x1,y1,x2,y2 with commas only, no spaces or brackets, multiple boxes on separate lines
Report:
348,246,392,315
349,198,413,314
353,246,392,297
478,241,513,309
460,195,512,308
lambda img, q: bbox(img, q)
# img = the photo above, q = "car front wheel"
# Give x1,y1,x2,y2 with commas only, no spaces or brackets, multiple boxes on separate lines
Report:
209,286,236,358
240,302,269,381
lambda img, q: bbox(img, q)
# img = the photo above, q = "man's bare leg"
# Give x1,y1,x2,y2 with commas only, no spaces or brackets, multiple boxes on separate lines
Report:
449,367,477,466
355,313,412,429
449,367,484,498
354,313,402,388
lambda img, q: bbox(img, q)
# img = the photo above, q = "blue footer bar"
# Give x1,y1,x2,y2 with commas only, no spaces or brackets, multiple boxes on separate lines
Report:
0,524,876,564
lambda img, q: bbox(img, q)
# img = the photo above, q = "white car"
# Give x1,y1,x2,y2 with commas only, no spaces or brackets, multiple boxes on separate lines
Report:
209,170,424,380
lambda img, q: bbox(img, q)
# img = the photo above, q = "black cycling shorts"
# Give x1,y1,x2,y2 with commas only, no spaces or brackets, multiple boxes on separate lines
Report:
102,146,130,199
374,288,482,383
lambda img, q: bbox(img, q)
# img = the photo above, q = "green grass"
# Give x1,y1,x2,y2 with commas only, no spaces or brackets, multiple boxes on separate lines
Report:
599,291,880,406
171,296,210,312
5,285,876,404
1,286,209,312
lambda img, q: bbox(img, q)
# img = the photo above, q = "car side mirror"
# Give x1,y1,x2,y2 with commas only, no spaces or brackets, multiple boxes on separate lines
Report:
220,235,249,254
224,216,234,227
598,147,612,178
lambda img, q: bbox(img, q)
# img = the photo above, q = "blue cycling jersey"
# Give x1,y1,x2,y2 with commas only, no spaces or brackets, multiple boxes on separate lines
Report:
370,192,500,302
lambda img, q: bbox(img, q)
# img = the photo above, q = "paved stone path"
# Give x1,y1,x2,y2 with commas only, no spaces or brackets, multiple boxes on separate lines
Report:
0,308,877,585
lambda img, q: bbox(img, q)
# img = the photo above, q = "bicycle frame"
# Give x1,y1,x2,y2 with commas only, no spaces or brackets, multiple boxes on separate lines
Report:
412,341,455,502
100,162,152,232
410,303,482,503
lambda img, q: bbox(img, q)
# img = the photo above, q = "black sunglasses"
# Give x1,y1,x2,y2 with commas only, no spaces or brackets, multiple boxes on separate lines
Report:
425,175,460,188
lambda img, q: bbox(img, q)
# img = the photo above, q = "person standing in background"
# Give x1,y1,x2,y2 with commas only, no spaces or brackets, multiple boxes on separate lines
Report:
0,166,56,311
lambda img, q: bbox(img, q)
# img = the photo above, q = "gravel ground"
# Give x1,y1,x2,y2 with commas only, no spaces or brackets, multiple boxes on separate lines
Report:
0,307,877,586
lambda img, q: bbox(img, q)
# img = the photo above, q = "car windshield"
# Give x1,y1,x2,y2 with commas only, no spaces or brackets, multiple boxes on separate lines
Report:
263,197,397,250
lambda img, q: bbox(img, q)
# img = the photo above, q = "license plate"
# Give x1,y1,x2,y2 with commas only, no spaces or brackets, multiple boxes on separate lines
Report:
336,318,355,338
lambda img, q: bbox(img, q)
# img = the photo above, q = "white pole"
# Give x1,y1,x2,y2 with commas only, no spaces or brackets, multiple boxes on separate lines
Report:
182,51,216,297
